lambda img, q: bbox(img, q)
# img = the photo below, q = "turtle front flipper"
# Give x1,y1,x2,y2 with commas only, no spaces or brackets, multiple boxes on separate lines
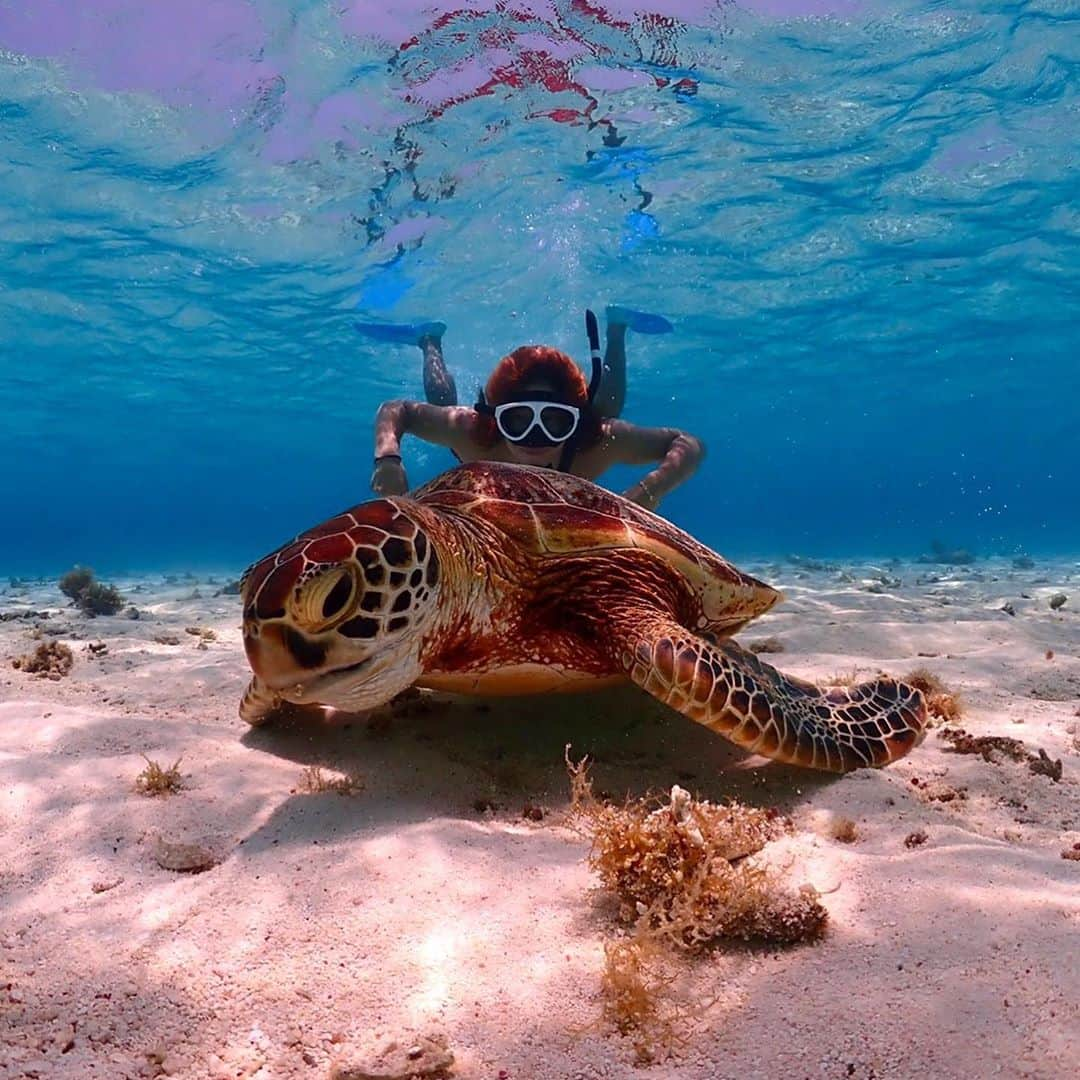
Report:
239,676,284,727
613,616,927,772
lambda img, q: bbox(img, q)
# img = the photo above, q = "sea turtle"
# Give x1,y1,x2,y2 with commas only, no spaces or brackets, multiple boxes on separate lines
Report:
239,463,926,772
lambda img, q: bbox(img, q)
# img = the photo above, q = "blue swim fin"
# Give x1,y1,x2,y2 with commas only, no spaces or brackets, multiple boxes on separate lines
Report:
353,320,447,345
605,305,673,334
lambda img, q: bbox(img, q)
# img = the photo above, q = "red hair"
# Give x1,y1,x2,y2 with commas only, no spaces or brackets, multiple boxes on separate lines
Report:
477,345,601,448
484,345,590,407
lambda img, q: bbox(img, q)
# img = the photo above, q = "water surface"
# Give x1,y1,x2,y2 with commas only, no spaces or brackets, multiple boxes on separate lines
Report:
2,0,1077,573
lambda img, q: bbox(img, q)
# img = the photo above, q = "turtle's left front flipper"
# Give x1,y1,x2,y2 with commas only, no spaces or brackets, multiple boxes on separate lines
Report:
610,614,927,772
239,676,284,727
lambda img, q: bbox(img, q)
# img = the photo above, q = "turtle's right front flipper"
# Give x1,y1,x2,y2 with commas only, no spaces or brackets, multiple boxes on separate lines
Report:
611,615,927,772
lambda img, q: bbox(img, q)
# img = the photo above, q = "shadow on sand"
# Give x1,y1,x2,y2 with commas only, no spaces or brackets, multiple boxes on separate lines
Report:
237,684,841,852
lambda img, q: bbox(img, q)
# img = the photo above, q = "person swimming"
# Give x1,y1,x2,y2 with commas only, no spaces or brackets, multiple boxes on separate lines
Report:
357,308,704,511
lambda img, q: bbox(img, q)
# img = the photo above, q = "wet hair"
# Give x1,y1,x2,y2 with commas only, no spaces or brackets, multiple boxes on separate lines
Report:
477,345,601,448
485,345,589,406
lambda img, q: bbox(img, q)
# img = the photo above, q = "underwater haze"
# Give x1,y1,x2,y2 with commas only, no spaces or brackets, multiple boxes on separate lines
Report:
2,0,1077,576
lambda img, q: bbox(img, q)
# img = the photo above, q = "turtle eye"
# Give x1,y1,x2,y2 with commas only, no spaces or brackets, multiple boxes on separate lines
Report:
291,567,357,632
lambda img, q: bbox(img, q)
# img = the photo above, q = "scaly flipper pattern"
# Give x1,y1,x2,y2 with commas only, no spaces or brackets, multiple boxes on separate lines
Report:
240,676,282,727
615,615,927,772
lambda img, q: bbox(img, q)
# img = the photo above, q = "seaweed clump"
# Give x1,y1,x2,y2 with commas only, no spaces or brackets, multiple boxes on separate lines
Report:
566,749,827,1062
296,765,364,796
59,565,124,617
828,816,860,844
938,727,1063,781
938,727,1027,763
12,640,74,680
572,775,824,946
903,667,963,724
135,756,184,796
599,935,685,1064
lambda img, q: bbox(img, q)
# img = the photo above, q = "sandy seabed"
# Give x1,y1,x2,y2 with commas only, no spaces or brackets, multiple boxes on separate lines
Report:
1,556,1078,1080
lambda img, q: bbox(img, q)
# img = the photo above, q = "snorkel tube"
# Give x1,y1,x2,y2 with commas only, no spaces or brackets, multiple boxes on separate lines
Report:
476,315,603,414
584,309,603,404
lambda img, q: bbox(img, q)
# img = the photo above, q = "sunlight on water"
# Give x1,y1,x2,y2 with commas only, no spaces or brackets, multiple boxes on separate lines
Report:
1,1,1077,571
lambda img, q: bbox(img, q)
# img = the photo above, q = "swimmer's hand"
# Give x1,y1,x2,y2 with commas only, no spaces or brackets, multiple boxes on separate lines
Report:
371,455,408,496
623,482,660,512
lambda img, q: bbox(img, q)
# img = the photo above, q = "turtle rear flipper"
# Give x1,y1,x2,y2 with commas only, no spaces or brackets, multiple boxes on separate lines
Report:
612,616,927,772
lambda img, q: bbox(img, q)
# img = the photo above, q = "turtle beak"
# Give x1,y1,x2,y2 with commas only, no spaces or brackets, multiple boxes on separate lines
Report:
243,622,329,691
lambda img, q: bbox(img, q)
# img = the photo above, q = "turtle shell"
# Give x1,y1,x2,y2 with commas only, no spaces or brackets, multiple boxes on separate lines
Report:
413,462,781,633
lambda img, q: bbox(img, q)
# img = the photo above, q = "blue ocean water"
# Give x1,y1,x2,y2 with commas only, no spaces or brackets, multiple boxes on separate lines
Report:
1,0,1077,576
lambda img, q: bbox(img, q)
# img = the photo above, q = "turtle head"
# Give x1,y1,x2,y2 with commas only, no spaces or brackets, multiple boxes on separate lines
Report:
239,499,440,719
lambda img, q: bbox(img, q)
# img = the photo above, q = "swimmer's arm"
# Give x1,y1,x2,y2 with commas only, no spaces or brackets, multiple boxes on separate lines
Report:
373,399,480,460
601,420,706,509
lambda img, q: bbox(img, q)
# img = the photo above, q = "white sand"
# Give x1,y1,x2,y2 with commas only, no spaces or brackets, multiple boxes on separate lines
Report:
1,558,1077,1079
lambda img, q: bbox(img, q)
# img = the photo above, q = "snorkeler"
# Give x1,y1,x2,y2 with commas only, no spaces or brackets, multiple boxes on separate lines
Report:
356,308,703,511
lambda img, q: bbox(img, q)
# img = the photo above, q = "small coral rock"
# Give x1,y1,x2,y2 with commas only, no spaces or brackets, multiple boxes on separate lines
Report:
748,637,785,654
917,780,967,804
1048,592,1067,611
153,835,219,873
